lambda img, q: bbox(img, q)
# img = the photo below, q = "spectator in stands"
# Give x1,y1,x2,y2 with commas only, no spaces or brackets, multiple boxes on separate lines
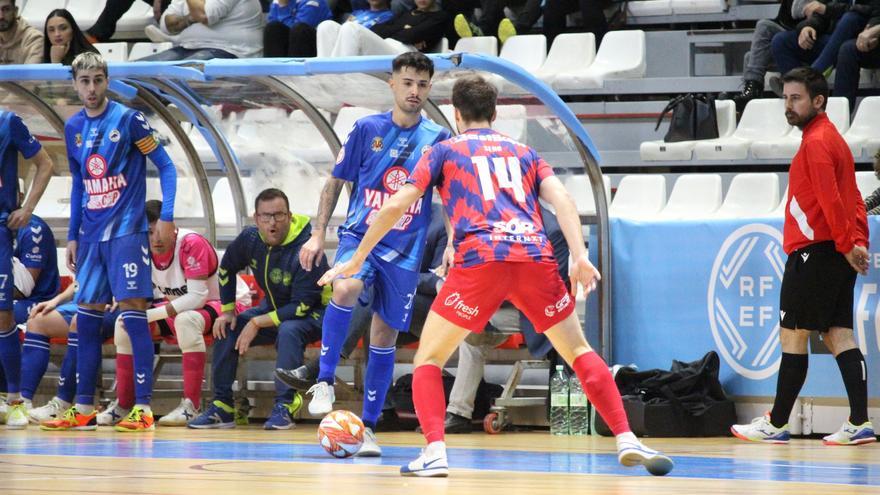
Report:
86,0,169,43
141,0,264,60
771,0,874,92
263,0,332,57
451,0,541,45
0,0,42,65
188,188,329,431
313,0,395,56
720,0,808,112
319,0,449,56
42,10,99,65
542,0,607,46
864,151,880,215
833,11,880,110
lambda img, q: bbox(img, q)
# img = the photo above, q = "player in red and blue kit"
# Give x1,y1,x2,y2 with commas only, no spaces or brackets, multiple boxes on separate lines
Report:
322,75,674,477
0,110,54,429
41,52,177,433
298,52,451,456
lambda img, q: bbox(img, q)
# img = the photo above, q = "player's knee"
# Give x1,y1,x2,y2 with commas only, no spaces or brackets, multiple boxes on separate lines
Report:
114,318,133,354
174,311,207,353
331,279,362,306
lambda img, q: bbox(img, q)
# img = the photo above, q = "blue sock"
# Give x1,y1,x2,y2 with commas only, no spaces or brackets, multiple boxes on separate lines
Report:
362,345,396,429
0,325,21,394
57,333,77,403
317,301,353,384
121,310,153,405
20,333,50,400
75,309,104,405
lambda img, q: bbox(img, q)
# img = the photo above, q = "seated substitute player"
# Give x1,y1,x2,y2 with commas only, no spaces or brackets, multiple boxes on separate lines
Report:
98,200,251,427
23,282,119,424
188,188,330,431
319,75,674,478
42,51,177,433
0,110,54,428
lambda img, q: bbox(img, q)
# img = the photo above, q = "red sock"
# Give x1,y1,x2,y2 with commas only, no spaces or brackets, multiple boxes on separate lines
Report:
116,353,135,409
182,352,206,405
572,352,630,436
413,364,446,443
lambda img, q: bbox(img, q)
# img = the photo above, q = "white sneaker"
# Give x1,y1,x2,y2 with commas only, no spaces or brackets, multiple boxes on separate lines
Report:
400,441,448,477
616,433,674,476
144,24,174,43
355,427,382,457
307,382,335,416
5,400,30,430
96,400,130,426
823,420,877,446
159,398,200,427
28,397,70,424
730,415,791,444
0,398,7,424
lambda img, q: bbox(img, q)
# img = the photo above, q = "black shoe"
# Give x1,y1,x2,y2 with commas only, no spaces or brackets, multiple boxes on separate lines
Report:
731,79,764,113
444,412,473,434
275,365,317,391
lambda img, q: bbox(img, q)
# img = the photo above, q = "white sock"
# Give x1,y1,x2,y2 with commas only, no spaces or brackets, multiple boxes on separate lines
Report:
6,392,20,401
135,404,152,414
425,441,447,457
76,403,95,414
616,431,638,446
53,397,71,409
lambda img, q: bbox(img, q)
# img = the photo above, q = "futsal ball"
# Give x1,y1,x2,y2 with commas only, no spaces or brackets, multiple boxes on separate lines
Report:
318,410,365,458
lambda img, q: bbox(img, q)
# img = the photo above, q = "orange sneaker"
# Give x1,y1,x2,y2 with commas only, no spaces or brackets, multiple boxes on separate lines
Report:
115,406,155,432
40,406,97,431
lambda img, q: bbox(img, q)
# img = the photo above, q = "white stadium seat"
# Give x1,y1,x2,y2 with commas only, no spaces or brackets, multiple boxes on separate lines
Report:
658,174,722,219
65,0,105,31
116,0,155,36
856,171,880,199
499,35,547,72
627,0,673,16
553,30,646,91
453,36,498,56
844,96,880,160
129,42,173,60
333,106,375,140
640,99,736,161
750,97,849,159
693,99,790,160
21,0,65,30
715,173,780,218
563,174,611,216
535,33,596,85
212,177,255,227
94,42,128,62
33,176,72,218
609,174,667,219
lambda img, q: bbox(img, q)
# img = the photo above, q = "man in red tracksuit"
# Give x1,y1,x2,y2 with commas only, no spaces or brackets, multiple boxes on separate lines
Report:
732,67,876,446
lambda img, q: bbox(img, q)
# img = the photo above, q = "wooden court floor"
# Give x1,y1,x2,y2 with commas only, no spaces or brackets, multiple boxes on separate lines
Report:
1,427,878,495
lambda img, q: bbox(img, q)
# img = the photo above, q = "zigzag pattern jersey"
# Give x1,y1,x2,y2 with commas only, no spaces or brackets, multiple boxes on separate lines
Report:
65,101,156,242
0,111,42,220
333,112,451,272
408,128,556,268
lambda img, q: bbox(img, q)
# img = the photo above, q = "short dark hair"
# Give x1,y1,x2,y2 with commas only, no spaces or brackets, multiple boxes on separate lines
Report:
254,188,290,212
452,75,498,124
782,67,829,109
392,52,434,78
146,199,162,224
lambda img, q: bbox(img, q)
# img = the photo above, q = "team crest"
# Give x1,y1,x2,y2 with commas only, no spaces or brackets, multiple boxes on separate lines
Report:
86,154,108,178
383,166,409,193
270,268,283,284
75,133,83,147
371,137,383,152
282,271,292,286
109,129,121,142
421,144,432,155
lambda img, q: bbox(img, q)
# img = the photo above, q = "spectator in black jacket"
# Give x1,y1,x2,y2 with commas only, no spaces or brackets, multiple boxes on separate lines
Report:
833,3,880,109
325,0,449,56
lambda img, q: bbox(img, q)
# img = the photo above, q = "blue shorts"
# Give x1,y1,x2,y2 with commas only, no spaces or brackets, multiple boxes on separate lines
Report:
56,302,118,341
335,234,419,332
75,232,153,305
0,225,13,311
14,298,50,326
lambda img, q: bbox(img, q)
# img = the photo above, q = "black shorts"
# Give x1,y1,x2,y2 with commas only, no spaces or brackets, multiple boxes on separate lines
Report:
779,241,857,332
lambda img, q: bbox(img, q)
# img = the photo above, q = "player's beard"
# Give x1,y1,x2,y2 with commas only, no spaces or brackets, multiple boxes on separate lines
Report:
785,108,817,129
0,18,13,32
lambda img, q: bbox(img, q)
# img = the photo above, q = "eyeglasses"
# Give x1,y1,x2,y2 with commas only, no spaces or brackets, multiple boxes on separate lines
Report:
256,211,290,223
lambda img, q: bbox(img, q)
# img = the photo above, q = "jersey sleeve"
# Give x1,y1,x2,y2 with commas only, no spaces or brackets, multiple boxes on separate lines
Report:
129,111,160,155
17,223,51,269
10,114,42,160
407,143,444,192
331,122,363,182
66,124,85,242
533,151,554,185
178,233,219,279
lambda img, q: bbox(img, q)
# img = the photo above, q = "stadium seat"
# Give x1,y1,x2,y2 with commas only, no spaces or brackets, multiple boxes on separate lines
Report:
770,185,789,217
657,174,723,219
285,109,335,163
750,97,849,159
129,42,173,60
499,35,547,72
714,173,781,218
116,0,155,36
333,106,375,140
553,30,646,91
146,177,204,217
494,104,528,142
453,36,498,56
65,0,104,31
94,42,128,62
693,99,790,160
627,0,673,16
212,177,255,227
33,176,72,218
563,174,611,216
844,96,880,160
640,99,736,161
856,171,880,199
535,33,596,85
671,0,726,14
609,174,667,219
21,0,65,30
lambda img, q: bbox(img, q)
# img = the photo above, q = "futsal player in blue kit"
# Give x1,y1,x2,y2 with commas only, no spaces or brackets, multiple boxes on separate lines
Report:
41,52,177,432
0,111,54,429
298,52,451,456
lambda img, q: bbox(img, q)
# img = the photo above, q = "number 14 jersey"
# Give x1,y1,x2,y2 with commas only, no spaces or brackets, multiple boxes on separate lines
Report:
408,128,556,268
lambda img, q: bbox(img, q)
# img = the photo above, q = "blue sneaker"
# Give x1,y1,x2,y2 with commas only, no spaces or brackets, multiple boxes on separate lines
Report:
187,400,235,429
263,393,303,430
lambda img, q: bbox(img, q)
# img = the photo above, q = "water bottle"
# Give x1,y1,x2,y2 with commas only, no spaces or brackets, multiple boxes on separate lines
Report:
568,374,589,435
550,365,570,435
